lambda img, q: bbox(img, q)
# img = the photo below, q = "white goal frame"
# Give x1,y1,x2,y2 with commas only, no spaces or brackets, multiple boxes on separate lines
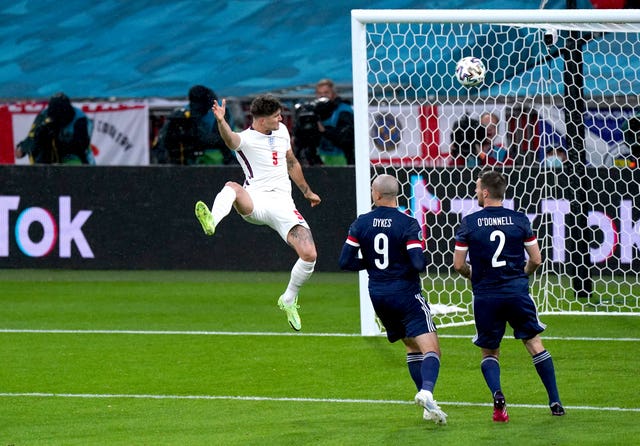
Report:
351,9,640,336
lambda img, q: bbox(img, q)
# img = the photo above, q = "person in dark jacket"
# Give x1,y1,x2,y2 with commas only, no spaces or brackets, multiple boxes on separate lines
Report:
293,79,354,166
16,92,95,165
152,85,236,165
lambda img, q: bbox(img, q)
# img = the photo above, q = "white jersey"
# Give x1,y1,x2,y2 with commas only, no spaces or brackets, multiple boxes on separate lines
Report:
234,123,292,194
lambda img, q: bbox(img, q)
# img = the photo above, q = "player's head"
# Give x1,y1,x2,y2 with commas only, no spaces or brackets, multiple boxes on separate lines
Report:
250,94,282,118
371,174,399,206
250,95,283,132
477,170,507,207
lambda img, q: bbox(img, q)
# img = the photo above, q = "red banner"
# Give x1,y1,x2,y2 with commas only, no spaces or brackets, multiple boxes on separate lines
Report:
0,105,14,164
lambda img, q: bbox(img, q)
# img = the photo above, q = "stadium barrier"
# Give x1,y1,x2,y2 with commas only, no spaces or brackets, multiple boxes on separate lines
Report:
1,165,639,273
0,165,355,272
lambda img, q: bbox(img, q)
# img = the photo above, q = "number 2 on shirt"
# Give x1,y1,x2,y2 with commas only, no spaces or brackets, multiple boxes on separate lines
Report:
490,230,506,267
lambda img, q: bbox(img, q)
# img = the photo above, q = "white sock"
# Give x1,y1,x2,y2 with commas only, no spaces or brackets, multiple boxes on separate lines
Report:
210,186,236,225
281,258,315,304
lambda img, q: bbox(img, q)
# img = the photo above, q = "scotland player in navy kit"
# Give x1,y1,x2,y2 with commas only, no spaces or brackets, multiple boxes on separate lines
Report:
453,170,564,422
339,174,447,425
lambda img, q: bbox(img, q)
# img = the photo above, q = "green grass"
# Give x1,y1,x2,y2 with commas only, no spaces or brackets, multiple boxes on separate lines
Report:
0,270,639,445
535,274,640,313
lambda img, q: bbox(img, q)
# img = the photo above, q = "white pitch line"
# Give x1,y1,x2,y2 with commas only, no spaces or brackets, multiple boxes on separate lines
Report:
0,392,638,413
0,328,639,342
0,329,360,337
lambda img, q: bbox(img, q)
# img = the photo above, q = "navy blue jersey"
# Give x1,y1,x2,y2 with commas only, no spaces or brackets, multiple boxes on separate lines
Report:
454,206,536,296
339,206,426,295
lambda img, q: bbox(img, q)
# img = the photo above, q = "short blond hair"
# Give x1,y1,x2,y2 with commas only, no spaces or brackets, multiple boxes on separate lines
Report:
316,78,335,90
372,174,399,197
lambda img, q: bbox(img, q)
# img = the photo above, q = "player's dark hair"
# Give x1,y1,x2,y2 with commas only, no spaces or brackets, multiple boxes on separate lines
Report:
479,170,507,200
250,94,282,118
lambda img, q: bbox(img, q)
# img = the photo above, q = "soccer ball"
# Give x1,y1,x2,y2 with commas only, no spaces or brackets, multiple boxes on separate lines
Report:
455,56,486,87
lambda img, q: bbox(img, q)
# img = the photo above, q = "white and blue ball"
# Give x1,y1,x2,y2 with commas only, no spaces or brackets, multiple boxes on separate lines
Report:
455,56,486,87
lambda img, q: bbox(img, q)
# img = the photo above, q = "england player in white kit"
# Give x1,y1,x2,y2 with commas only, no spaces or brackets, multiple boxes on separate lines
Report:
195,95,321,331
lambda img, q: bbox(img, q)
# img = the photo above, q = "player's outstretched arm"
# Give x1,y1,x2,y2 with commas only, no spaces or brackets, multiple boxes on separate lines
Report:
286,149,321,207
212,99,241,150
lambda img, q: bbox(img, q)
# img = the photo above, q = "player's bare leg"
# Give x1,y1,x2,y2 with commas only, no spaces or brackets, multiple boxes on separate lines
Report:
287,225,317,262
195,181,249,235
227,182,253,216
278,225,317,331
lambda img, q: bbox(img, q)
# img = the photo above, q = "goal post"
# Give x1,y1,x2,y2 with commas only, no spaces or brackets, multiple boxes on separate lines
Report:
351,9,640,335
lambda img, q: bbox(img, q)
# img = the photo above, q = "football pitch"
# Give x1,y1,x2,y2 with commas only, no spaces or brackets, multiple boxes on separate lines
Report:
1,270,639,446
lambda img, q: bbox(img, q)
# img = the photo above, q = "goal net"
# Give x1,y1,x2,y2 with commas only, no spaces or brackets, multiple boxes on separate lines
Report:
351,9,640,335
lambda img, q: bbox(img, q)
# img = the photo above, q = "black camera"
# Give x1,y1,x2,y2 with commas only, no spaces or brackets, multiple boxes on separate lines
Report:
294,97,335,128
294,100,321,135
293,97,334,165
34,118,57,142
294,97,333,141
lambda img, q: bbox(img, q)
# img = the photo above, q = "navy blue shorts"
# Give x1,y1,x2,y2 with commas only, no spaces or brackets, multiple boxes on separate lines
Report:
370,290,437,343
472,293,546,350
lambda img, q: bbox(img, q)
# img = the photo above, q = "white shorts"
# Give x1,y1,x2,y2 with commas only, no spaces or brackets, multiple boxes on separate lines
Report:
242,189,310,242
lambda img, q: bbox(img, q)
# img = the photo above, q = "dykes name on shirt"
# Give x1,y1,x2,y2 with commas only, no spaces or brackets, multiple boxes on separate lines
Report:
373,218,393,228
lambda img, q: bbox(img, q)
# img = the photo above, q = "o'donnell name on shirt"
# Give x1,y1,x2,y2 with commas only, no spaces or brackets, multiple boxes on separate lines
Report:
477,216,514,226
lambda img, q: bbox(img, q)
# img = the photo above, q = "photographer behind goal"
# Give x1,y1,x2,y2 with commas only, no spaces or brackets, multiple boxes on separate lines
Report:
16,92,95,165
152,85,237,165
292,79,354,166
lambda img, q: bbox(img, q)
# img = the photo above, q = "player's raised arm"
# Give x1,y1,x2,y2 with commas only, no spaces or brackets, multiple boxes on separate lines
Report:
212,99,241,150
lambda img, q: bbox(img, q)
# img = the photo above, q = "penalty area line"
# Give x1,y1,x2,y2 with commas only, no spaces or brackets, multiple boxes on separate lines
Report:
0,392,638,413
